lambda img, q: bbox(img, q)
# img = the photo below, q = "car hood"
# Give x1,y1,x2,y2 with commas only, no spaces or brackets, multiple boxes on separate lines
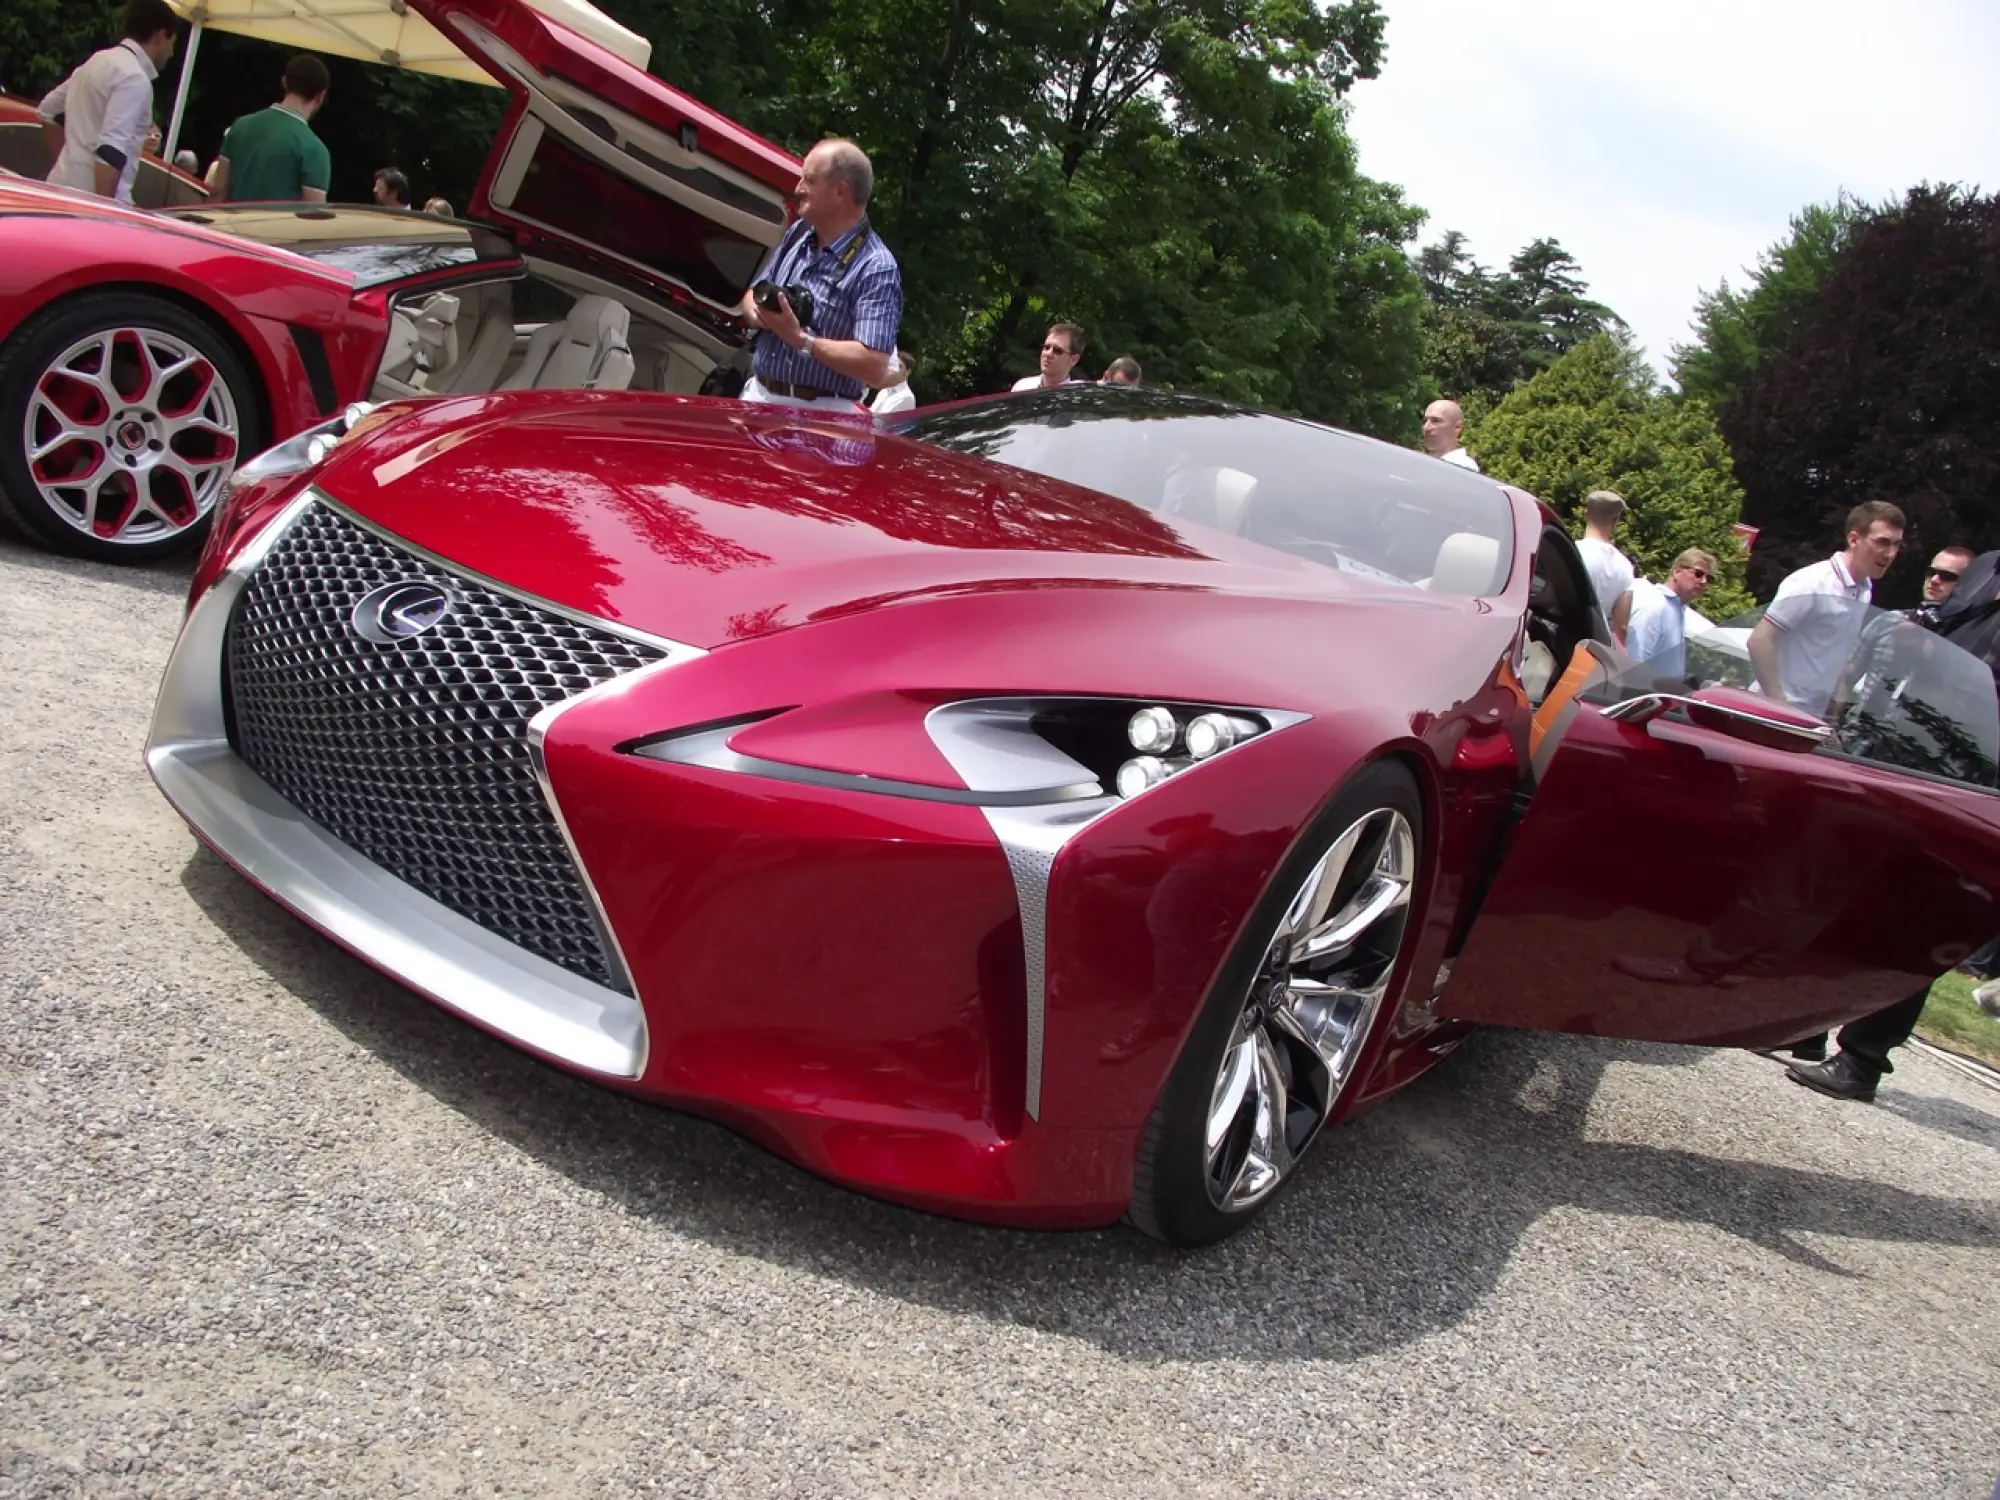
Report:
313,392,1464,649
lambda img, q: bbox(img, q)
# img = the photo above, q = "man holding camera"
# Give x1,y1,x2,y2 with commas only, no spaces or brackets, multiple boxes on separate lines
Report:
739,139,902,410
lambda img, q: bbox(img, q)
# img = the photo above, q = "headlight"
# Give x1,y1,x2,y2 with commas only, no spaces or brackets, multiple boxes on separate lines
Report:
223,402,384,499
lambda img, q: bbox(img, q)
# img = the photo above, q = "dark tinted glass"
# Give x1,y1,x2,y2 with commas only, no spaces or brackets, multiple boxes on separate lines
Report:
166,206,507,287
897,388,1514,596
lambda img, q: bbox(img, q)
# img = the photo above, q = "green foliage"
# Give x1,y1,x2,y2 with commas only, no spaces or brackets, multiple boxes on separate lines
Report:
0,0,116,98
1670,195,1867,409
1414,231,1624,409
1467,336,1755,618
1720,186,2000,606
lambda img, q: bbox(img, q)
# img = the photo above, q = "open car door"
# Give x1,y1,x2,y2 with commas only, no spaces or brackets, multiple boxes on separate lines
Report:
409,0,800,316
1440,606,2000,1047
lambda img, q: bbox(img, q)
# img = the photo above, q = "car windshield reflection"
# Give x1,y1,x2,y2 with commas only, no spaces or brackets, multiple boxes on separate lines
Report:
1613,603,2000,790
895,387,1515,597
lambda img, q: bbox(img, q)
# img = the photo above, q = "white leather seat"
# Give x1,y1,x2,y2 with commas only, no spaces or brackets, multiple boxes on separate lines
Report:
499,294,635,392
1160,464,1259,534
373,292,461,397
1423,531,1503,595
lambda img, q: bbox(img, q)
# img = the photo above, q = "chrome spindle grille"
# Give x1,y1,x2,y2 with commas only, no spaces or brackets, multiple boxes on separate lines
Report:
224,502,666,992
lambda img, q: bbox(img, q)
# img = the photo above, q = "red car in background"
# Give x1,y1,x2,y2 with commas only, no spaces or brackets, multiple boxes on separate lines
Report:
0,0,799,562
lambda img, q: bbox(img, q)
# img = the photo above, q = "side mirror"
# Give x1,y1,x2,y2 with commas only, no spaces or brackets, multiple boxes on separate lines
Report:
1602,685,1831,753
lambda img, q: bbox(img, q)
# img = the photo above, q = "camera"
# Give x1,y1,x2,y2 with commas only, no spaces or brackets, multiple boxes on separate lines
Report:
752,280,816,330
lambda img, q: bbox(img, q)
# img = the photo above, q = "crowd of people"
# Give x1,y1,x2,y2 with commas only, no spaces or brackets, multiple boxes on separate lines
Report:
36,3,454,216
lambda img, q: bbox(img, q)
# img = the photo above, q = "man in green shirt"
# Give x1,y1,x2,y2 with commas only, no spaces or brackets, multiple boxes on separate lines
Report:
210,53,331,203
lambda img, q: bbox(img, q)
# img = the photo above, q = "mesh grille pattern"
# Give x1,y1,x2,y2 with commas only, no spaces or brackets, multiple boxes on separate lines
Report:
225,502,668,991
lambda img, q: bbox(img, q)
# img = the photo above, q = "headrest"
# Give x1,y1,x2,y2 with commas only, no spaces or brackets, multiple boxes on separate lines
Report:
1428,531,1503,596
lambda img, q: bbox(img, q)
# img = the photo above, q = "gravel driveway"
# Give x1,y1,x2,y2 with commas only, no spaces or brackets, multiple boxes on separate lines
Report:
3,535,1997,1499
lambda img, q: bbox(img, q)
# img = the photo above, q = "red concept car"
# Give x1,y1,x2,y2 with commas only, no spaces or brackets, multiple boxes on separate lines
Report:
0,0,799,562
146,383,2000,1244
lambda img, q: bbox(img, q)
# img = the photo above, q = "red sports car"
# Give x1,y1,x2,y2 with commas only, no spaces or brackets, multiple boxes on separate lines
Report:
0,0,799,562
147,382,2000,1244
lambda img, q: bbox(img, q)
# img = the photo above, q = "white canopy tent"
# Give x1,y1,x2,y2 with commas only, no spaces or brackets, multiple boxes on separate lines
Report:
159,0,653,161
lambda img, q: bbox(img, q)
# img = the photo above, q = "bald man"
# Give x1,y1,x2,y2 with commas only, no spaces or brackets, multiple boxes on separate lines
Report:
1422,399,1480,471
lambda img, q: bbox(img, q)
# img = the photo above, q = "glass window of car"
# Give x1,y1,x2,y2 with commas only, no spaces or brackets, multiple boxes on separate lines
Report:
1605,603,2000,791
895,388,1515,597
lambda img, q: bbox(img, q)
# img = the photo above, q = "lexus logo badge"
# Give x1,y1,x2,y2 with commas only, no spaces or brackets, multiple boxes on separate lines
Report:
351,580,454,643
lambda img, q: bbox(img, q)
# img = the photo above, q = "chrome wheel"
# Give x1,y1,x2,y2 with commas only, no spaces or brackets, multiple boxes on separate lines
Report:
23,325,241,545
1203,806,1416,1212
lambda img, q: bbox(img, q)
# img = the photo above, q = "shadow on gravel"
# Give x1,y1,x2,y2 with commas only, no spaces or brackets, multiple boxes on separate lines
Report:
1877,1090,2000,1154
0,532,197,599
182,846,2000,1365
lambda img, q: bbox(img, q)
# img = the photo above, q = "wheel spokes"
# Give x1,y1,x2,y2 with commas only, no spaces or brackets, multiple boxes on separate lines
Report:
1203,804,1418,1215
19,325,240,544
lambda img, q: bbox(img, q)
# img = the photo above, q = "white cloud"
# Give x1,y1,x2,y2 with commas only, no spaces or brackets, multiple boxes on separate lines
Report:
1346,0,2000,379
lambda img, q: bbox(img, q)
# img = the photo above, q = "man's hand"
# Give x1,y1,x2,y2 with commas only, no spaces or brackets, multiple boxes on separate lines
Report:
92,160,119,198
757,292,805,348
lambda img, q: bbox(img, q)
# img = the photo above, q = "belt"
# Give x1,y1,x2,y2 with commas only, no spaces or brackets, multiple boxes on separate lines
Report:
758,377,848,400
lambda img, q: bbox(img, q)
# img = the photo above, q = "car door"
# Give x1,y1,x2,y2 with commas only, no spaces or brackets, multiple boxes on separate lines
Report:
407,0,799,318
1439,607,2000,1046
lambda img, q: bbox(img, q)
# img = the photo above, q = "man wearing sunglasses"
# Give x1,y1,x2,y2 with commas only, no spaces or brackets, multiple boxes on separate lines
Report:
1012,324,1088,391
1922,546,1975,606
1622,548,1716,681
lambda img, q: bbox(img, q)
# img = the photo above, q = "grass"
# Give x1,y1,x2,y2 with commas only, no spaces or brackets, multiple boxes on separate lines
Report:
1918,970,2000,1068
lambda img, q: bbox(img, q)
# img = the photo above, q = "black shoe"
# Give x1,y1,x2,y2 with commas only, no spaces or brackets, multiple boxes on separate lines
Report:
1786,1052,1878,1103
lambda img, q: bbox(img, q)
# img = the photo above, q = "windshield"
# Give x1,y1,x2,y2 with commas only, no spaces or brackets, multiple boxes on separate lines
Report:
895,388,1515,597
1613,602,2000,790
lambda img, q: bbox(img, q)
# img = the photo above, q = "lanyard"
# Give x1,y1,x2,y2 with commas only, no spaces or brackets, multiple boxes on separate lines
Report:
776,218,873,288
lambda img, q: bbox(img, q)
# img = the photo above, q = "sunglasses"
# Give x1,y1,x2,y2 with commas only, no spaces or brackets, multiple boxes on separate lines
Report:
1042,342,1073,354
1681,567,1712,581
1930,567,1963,582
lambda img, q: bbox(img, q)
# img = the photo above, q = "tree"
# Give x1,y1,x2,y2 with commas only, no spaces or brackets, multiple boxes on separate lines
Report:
1467,335,1755,618
1413,232,1624,409
1719,186,2000,605
1670,195,1867,410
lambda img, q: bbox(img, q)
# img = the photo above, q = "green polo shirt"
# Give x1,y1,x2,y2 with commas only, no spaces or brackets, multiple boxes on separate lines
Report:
219,105,331,202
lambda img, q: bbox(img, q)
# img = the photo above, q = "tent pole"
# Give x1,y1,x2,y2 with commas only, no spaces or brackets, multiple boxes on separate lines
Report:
162,15,204,166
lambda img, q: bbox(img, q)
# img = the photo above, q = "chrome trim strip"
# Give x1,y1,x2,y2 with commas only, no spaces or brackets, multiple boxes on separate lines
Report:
632,725,1105,806
145,493,685,1081
310,489,703,661
921,697,1309,1120
1603,691,1832,746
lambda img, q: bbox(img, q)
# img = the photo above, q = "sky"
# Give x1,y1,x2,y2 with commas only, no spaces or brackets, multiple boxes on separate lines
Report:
1344,0,2000,382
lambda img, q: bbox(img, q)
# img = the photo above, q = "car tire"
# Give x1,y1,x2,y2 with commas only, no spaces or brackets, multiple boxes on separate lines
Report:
1128,760,1424,1246
0,292,262,563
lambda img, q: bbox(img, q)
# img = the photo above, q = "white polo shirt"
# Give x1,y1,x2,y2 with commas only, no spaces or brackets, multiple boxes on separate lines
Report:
1576,536,1636,624
1624,579,1689,678
1438,446,1480,472
1760,552,1873,712
38,38,159,204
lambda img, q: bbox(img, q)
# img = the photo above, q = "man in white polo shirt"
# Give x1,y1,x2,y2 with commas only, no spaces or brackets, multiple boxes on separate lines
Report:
1624,546,1717,683
1746,500,1905,716
36,0,180,205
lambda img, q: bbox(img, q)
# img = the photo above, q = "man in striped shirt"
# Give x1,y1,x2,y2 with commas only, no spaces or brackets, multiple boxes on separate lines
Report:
738,139,902,411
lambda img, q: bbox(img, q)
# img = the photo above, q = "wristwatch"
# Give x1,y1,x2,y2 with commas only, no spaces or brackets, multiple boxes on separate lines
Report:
800,333,817,362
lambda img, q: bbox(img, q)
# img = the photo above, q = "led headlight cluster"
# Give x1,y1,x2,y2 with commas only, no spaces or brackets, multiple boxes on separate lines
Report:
1115,706,1267,799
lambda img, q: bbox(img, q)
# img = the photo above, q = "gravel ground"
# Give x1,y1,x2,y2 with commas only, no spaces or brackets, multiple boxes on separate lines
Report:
3,533,1998,1499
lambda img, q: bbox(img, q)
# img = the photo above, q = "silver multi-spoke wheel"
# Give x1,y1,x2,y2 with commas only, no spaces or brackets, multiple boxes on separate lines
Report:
22,324,241,546
1202,806,1416,1213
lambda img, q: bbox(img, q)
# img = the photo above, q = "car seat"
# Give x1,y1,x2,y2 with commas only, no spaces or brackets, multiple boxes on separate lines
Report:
498,294,635,392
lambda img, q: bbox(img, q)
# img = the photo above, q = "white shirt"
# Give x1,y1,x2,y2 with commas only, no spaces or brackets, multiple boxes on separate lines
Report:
1624,580,1689,679
869,380,916,414
1438,446,1480,472
1575,536,1636,625
1011,375,1088,392
38,38,159,205
1760,552,1873,713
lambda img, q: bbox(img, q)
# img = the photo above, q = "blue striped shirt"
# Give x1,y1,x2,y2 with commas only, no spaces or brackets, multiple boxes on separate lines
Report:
750,218,903,400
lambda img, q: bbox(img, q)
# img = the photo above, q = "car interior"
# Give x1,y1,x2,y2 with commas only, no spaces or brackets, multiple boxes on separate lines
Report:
370,256,743,403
